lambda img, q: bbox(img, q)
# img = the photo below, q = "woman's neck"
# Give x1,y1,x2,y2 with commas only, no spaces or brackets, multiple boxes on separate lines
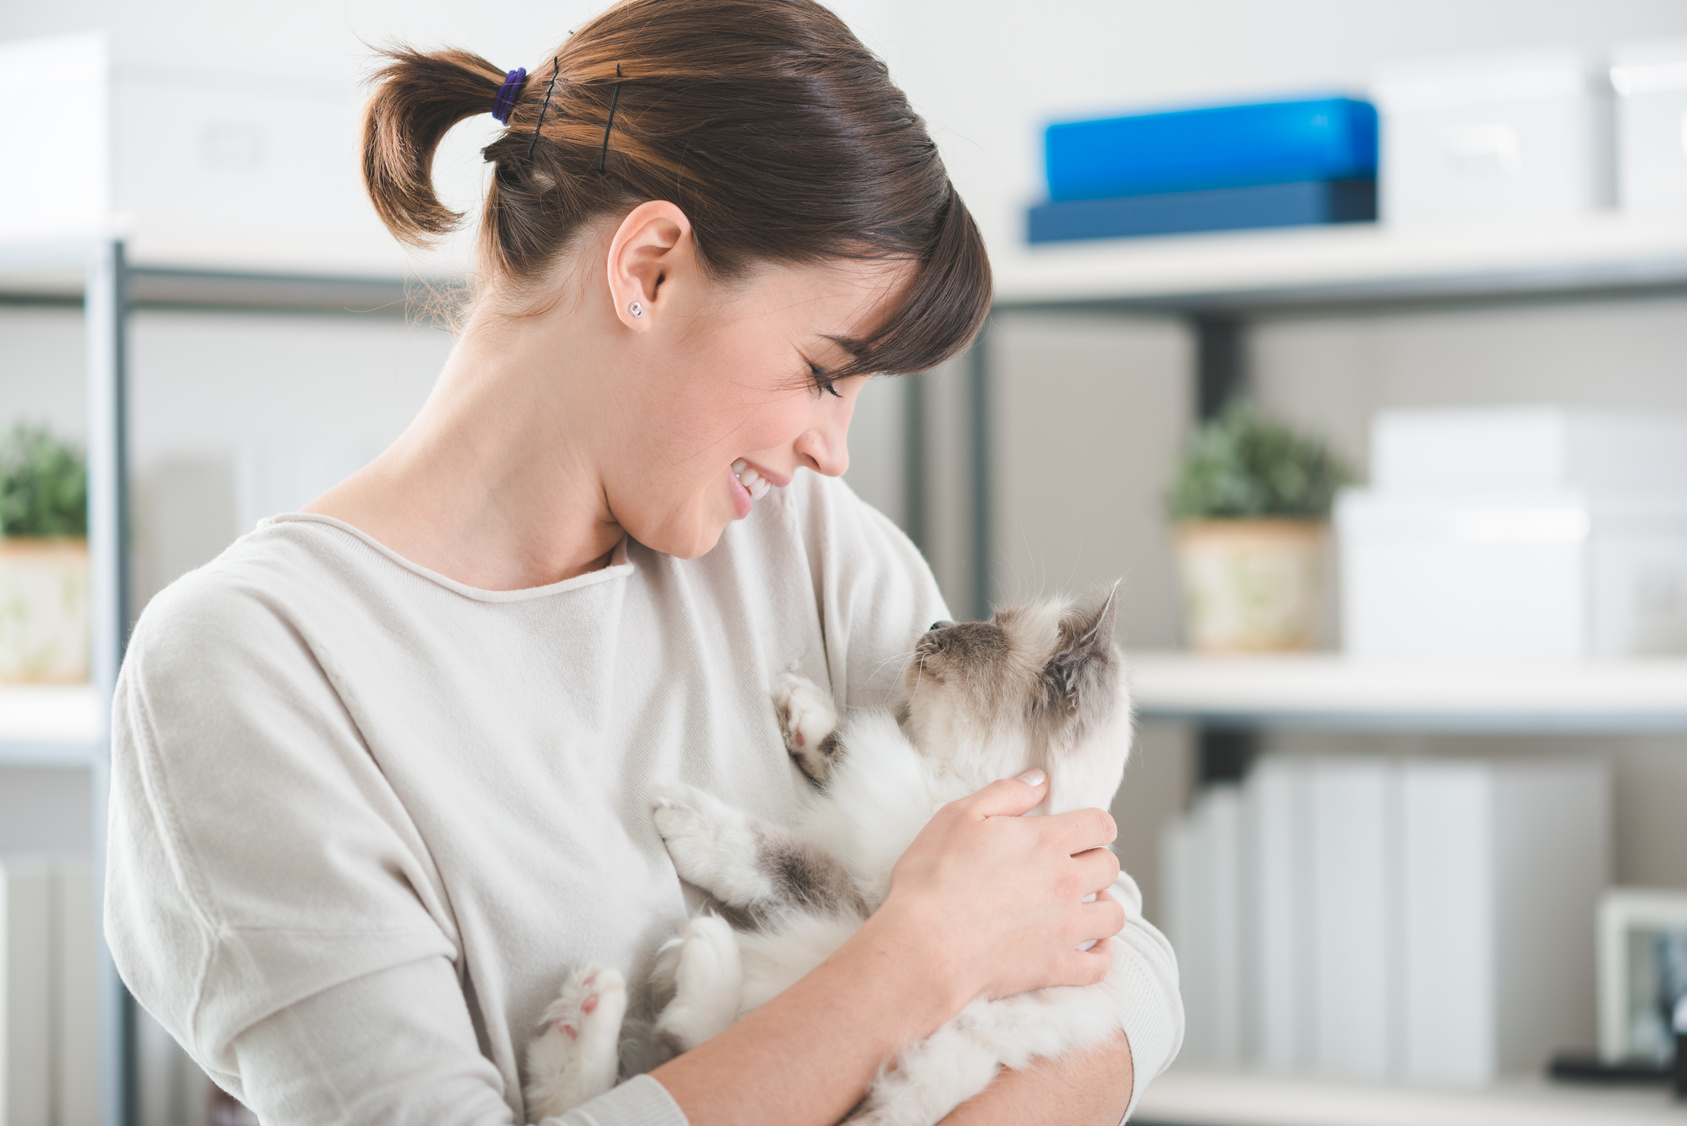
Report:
305,302,626,591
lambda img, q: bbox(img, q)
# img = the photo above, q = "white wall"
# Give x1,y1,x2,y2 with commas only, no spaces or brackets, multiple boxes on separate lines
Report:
8,1,1687,258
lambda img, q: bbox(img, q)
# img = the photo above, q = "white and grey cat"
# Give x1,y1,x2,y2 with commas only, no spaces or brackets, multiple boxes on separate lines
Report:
524,586,1134,1126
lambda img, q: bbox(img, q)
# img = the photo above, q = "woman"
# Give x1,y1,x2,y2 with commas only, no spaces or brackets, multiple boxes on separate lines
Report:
104,1,1182,1123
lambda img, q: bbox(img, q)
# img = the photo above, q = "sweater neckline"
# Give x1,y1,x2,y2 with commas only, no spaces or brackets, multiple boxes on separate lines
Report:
262,513,635,603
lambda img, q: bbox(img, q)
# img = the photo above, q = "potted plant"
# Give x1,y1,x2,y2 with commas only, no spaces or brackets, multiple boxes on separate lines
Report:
0,423,90,683
1167,404,1351,653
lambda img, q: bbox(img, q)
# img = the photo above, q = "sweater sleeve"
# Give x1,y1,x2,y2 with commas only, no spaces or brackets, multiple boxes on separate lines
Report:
1106,869,1184,1122
103,574,687,1126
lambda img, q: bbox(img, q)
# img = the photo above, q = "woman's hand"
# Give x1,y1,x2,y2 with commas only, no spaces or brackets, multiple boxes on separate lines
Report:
871,769,1125,1011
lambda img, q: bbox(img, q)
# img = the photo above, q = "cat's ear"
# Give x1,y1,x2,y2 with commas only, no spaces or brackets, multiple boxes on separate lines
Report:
1044,581,1121,709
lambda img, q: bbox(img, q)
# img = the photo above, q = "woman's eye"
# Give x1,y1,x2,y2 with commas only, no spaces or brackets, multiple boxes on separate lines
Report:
810,363,842,398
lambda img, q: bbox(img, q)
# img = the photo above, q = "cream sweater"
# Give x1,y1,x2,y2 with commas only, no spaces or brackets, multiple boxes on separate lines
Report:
105,471,1182,1126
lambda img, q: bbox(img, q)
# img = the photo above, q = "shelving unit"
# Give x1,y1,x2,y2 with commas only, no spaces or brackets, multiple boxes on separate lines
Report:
1129,651,1687,732
0,236,431,1126
0,685,103,764
991,213,1687,312
952,213,1687,1125
1136,1067,1685,1126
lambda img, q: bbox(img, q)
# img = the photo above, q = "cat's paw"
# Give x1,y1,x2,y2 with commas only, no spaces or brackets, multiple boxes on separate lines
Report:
654,915,744,1054
524,963,627,1118
773,672,841,784
652,787,769,905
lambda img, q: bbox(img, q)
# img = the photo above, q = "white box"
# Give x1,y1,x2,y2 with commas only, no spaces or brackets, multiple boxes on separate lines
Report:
1337,490,1687,659
1612,39,1687,215
1157,786,1244,1066
1242,756,1315,1071
1371,406,1687,496
1401,759,1609,1086
0,34,464,273
1374,48,1613,226
1308,758,1400,1080
2,858,50,1126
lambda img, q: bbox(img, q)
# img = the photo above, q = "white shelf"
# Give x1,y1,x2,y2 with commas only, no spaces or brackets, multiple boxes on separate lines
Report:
991,214,1687,311
1128,651,1687,731
0,685,102,765
1136,1067,1683,1126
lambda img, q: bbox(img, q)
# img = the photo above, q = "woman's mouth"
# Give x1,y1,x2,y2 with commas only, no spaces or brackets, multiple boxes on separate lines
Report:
728,458,774,519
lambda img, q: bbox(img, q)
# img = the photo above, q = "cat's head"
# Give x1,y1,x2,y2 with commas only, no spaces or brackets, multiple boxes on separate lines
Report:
899,584,1132,813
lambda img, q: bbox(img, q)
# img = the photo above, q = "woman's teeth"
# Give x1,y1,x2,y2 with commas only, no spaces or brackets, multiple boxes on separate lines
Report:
732,459,773,501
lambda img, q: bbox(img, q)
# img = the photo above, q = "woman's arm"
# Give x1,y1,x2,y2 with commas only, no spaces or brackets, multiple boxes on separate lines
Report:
651,772,1126,1126
937,1033,1133,1126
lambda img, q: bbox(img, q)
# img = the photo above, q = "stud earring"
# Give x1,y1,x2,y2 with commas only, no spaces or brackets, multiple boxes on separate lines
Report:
628,301,644,318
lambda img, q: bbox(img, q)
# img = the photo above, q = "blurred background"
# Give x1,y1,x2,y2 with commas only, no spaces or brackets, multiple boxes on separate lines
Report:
4,1,1687,1124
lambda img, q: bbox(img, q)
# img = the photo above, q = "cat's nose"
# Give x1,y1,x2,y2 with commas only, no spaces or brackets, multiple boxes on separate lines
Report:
929,620,955,632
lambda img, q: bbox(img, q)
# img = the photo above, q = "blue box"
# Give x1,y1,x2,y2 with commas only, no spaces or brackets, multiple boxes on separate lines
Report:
1045,96,1378,202
1026,178,1377,243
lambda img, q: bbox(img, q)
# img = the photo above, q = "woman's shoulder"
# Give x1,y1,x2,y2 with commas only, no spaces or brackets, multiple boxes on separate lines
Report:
125,517,381,687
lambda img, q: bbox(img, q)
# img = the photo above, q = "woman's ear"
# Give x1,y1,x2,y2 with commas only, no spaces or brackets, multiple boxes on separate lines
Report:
605,200,693,331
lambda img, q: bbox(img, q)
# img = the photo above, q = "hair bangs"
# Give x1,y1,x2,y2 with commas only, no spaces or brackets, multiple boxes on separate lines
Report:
825,185,992,379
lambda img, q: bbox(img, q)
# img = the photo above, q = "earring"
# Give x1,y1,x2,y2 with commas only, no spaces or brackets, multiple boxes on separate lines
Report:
628,301,644,318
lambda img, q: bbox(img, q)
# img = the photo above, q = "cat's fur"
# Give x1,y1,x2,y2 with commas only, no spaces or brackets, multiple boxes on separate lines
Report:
524,586,1134,1125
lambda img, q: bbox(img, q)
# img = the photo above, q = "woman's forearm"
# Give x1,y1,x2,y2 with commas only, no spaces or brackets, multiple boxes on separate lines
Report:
649,901,963,1126
936,1032,1133,1126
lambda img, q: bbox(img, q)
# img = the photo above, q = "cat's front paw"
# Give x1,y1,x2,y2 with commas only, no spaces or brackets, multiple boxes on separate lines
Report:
653,787,767,905
524,963,627,1119
773,672,841,784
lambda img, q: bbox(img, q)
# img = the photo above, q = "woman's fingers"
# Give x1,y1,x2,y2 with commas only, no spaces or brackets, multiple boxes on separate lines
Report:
959,769,1048,819
1071,845,1121,895
1075,891,1127,942
1060,936,1117,986
1046,805,1117,851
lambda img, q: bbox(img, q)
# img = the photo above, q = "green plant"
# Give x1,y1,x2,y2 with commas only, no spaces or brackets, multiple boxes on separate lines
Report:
1167,404,1352,521
0,423,88,537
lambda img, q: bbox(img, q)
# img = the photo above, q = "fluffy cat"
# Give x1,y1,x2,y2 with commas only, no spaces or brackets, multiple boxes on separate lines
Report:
524,586,1134,1125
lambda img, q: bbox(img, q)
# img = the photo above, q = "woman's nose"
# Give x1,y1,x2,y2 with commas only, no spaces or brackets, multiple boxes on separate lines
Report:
794,404,853,477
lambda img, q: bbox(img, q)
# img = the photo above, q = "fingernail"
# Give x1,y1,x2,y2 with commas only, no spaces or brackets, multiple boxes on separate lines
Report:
1018,768,1046,787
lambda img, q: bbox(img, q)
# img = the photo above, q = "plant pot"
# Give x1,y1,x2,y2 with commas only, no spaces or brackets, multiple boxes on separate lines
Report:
0,536,91,683
1175,519,1325,653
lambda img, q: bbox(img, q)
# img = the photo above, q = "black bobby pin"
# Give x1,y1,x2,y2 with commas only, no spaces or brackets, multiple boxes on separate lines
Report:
598,63,623,173
527,57,561,158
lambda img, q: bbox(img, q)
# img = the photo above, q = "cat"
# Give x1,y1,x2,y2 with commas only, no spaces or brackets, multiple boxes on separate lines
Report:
524,584,1134,1125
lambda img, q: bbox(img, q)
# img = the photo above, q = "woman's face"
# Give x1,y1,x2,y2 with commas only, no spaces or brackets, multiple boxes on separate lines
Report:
600,255,909,559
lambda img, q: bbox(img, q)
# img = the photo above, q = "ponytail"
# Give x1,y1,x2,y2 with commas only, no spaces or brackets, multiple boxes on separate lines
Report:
362,47,508,245
358,0,992,376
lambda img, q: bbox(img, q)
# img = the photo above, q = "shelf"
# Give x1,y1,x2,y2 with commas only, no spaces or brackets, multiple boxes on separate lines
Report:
1135,1067,1685,1126
1128,651,1687,732
0,685,101,765
991,214,1687,313
0,237,455,316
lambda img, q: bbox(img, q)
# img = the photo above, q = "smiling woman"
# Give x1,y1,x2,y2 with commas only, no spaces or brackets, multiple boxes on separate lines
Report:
99,3,1182,1126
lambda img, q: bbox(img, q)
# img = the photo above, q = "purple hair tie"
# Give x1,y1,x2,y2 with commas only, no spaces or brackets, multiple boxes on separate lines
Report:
491,67,526,125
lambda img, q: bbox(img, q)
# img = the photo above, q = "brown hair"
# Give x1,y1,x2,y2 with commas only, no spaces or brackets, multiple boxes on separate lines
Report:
361,0,990,376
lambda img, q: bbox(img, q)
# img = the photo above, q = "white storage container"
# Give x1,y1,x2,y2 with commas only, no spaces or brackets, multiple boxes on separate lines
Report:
1371,406,1687,495
1399,759,1608,1086
1611,39,1687,215
1373,48,1614,226
1337,490,1687,660
0,33,457,273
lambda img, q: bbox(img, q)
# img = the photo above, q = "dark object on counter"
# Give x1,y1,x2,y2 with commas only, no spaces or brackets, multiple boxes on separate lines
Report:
1548,1051,1672,1085
1026,178,1376,243
1677,1030,1687,1099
